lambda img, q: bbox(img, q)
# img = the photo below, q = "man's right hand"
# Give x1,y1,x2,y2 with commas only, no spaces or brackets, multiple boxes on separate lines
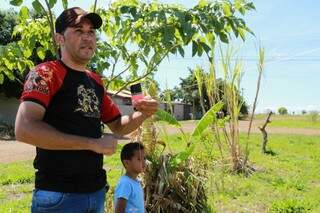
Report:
90,134,118,155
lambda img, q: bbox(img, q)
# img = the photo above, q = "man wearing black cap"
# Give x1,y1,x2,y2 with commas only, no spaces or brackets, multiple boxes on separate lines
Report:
15,7,157,212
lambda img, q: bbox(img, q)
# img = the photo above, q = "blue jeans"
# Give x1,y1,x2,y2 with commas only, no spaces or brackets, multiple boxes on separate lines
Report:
31,187,106,213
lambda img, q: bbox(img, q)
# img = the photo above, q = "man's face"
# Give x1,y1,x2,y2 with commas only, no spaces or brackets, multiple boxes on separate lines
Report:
57,18,97,64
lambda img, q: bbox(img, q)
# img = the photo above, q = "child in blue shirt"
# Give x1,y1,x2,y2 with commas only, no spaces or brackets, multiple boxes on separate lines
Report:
114,142,146,213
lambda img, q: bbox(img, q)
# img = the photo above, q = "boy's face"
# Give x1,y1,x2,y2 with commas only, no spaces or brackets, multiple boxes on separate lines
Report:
125,149,146,174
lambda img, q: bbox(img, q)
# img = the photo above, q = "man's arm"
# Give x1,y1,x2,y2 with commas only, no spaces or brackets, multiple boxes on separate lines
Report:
114,198,127,213
106,97,158,136
15,101,117,155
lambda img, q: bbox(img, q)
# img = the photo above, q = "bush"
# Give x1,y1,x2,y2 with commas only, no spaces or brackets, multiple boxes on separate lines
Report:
309,110,319,123
278,107,288,115
0,121,15,140
269,199,311,213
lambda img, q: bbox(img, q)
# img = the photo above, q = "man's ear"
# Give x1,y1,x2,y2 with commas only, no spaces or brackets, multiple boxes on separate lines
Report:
54,33,64,46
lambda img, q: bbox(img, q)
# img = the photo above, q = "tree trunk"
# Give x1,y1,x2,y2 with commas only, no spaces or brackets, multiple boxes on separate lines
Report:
259,111,272,153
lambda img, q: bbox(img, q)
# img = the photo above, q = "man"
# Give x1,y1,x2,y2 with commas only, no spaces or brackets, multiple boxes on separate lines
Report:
15,7,158,213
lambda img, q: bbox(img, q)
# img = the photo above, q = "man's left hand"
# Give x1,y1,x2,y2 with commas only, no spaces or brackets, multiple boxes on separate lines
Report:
133,96,158,118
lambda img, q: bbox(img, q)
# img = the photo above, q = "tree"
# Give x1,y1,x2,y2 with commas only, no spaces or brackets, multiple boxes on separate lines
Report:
170,67,249,118
0,10,19,45
278,107,288,115
0,10,22,97
3,0,256,210
3,0,255,94
0,8,55,97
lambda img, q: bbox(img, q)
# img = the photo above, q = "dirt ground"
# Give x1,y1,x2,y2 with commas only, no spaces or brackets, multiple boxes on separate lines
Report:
1,120,319,163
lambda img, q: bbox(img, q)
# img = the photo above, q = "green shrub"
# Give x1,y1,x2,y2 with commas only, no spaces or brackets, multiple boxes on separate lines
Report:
0,162,34,185
309,110,319,123
269,199,311,213
278,107,288,115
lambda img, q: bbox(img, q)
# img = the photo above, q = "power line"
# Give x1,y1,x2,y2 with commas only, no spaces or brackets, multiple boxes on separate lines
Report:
164,57,320,62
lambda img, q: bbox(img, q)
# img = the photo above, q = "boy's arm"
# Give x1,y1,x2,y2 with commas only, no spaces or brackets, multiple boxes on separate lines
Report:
115,198,127,213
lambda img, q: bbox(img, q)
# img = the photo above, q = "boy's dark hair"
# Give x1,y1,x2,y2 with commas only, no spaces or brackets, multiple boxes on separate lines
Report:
121,142,144,164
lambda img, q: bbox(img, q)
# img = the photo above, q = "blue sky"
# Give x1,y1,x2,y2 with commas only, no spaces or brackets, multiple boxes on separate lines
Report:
1,0,320,113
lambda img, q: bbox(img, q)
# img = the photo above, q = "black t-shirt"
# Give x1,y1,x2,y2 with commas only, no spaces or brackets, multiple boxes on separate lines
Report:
21,60,121,193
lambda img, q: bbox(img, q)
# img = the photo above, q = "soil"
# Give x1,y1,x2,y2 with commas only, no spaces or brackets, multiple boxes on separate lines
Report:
1,120,319,163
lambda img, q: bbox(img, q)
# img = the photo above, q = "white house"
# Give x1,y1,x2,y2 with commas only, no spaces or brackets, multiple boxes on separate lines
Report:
0,91,135,126
0,91,193,127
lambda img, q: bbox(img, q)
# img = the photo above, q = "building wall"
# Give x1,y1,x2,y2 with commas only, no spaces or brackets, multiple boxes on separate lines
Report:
0,94,191,126
173,104,184,120
0,95,134,126
112,96,134,115
0,95,19,125
159,103,192,120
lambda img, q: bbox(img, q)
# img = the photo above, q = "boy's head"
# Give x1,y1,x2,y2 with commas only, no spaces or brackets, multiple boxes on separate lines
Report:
121,142,146,173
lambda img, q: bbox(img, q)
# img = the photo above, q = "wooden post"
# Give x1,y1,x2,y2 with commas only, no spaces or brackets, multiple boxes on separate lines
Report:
259,111,273,153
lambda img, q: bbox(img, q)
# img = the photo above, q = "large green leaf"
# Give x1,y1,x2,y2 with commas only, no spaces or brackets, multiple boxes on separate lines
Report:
192,41,198,57
10,0,23,6
19,6,30,21
3,58,14,70
155,109,182,128
219,32,229,43
23,49,32,58
198,0,209,8
0,74,4,84
222,2,232,17
32,0,44,14
37,47,46,60
49,0,57,8
169,144,195,168
191,101,224,138
177,46,185,57
17,61,26,72
61,0,68,9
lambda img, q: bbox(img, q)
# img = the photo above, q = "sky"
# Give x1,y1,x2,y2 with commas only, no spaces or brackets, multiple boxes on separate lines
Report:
1,0,320,113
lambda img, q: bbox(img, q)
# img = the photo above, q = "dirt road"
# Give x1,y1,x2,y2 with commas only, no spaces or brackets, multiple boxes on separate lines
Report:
1,120,319,163
0,141,35,163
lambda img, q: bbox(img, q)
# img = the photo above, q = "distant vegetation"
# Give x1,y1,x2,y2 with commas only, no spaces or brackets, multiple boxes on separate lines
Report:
278,107,288,115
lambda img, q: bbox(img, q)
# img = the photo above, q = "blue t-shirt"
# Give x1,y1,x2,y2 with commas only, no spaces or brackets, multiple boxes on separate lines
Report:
114,175,144,213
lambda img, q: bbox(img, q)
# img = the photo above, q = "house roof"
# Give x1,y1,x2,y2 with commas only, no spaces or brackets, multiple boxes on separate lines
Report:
107,90,132,98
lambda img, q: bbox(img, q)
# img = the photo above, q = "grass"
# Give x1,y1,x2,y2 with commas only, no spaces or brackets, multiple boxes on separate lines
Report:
0,161,34,185
269,117,320,129
158,132,320,212
253,114,320,129
1,123,320,212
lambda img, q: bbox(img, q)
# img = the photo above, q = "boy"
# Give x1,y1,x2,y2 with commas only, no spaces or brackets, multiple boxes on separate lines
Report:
114,142,146,213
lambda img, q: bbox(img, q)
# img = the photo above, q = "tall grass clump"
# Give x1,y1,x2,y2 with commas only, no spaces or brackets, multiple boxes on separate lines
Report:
129,81,214,212
309,110,319,123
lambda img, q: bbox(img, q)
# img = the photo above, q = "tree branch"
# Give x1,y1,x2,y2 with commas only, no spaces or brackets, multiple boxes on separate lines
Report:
93,0,98,13
105,55,119,90
112,45,179,96
43,0,59,58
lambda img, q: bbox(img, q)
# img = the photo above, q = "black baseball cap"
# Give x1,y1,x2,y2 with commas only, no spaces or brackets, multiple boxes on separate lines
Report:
55,7,102,33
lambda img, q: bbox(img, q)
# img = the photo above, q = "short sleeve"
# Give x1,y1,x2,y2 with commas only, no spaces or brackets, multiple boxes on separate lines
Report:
101,91,121,123
20,62,65,108
115,178,132,200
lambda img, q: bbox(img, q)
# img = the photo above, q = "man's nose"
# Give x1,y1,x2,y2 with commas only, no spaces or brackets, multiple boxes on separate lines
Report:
82,32,94,40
